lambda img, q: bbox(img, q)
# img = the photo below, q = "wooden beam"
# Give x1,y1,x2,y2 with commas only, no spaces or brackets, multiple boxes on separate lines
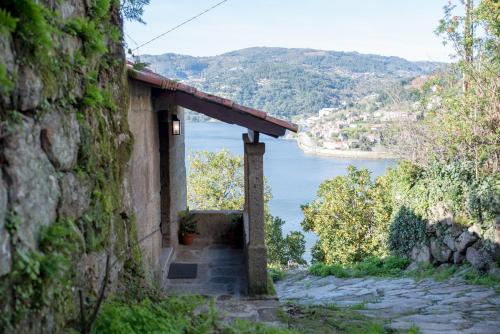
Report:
247,129,260,143
173,91,286,138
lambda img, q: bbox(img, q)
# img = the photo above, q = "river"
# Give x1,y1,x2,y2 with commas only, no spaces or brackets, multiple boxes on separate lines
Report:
185,122,396,261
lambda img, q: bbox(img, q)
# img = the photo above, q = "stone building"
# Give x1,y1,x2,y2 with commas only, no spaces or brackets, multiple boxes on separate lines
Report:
126,63,298,295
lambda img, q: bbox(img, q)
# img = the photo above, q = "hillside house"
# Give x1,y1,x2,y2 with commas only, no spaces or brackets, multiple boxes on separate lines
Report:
125,64,298,295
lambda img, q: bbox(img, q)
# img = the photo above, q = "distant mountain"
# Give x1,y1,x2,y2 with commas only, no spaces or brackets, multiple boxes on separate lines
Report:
140,47,444,120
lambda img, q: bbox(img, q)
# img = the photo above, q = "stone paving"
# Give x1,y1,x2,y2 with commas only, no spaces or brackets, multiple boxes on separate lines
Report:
163,240,280,324
163,241,247,297
276,270,500,334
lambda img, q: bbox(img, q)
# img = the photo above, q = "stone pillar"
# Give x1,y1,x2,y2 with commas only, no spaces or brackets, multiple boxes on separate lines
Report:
167,106,187,247
243,134,268,295
157,102,187,248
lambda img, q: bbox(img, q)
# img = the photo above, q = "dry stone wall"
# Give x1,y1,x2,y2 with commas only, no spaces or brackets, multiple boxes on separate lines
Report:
409,208,500,274
0,1,145,332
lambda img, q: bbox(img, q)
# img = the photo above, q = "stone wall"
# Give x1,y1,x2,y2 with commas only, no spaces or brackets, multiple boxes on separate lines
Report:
156,101,187,248
124,80,162,279
193,210,243,244
0,1,144,332
409,214,500,274
167,106,187,247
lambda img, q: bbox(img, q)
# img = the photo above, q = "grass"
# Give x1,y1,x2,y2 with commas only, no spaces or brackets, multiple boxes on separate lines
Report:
309,256,410,279
309,257,500,291
269,267,286,282
94,294,297,334
93,291,423,334
278,302,392,334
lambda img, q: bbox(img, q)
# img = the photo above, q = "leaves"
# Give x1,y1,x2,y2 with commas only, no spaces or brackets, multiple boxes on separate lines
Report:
302,166,392,265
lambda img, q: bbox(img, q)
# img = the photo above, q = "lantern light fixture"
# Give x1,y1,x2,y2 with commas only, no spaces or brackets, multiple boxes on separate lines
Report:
172,114,181,135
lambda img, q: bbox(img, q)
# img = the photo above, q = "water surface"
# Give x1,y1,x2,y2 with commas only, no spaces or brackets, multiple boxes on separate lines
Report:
185,122,395,261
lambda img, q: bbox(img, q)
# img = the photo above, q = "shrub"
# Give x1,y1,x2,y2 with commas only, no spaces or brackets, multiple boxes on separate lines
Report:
309,256,410,278
301,166,392,265
308,263,349,278
269,267,285,282
388,206,428,257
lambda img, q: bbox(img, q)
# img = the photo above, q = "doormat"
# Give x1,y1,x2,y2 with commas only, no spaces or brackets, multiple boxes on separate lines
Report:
168,263,198,279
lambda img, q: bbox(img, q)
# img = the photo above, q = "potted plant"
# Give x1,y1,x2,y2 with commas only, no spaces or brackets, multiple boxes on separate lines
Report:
179,208,197,245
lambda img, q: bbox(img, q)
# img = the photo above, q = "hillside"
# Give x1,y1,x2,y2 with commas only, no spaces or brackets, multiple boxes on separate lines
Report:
139,47,444,119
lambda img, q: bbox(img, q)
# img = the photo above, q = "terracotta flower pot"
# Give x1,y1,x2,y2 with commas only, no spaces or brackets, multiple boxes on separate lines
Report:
182,233,196,245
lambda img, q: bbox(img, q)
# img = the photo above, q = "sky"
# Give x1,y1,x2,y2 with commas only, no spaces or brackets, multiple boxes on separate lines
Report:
124,0,454,62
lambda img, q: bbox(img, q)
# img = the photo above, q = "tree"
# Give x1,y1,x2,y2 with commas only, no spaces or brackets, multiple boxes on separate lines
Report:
301,166,391,265
266,216,306,267
187,150,247,210
121,0,150,23
187,150,305,266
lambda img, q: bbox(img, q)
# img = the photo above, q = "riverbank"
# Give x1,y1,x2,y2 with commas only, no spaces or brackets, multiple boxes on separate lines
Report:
296,134,399,160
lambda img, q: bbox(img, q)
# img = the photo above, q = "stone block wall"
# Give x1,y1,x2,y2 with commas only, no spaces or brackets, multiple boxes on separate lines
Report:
0,1,145,332
193,210,243,244
124,80,162,279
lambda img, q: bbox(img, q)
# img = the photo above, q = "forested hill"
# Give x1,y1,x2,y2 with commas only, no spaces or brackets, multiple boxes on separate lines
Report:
140,47,444,119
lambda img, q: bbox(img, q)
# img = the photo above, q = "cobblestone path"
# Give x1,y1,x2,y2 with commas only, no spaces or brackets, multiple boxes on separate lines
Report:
276,271,500,334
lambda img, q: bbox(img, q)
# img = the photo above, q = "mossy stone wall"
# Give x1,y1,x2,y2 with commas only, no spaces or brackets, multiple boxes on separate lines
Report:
0,1,143,332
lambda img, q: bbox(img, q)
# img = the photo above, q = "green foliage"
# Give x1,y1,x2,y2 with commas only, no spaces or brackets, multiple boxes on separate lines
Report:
141,48,443,119
269,267,285,282
388,207,428,258
2,0,55,65
0,8,17,34
0,0,137,331
309,263,350,278
188,150,247,210
94,294,297,334
266,215,306,267
310,242,326,264
178,207,197,236
0,61,15,94
65,17,107,57
223,319,298,334
309,256,410,279
121,0,151,24
301,166,391,265
463,268,500,291
92,295,206,334
2,217,82,330
407,325,421,334
91,0,112,20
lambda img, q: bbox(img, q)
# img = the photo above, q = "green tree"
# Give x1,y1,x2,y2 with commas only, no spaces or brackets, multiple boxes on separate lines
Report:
302,166,391,265
187,150,247,210
266,216,306,267
121,0,150,23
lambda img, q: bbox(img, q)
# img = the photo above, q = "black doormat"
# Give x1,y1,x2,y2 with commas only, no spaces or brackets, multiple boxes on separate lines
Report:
168,263,198,279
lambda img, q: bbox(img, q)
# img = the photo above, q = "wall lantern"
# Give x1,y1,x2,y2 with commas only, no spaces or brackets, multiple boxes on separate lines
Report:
172,114,181,135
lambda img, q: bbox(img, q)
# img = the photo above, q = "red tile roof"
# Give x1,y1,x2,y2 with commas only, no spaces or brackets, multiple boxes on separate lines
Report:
127,62,298,137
